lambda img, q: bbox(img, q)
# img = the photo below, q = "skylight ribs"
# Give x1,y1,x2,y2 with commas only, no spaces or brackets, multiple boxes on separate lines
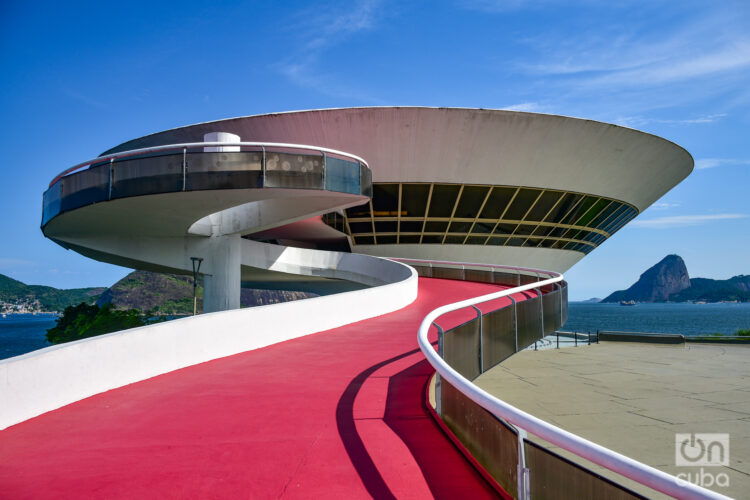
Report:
335,183,638,254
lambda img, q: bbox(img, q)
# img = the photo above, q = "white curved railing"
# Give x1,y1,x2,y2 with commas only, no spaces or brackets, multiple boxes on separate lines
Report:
412,259,729,500
49,141,369,187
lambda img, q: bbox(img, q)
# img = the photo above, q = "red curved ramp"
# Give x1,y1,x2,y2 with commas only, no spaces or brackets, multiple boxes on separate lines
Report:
0,278,529,498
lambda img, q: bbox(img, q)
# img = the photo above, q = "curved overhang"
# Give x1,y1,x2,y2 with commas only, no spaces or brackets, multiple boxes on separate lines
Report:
104,107,694,212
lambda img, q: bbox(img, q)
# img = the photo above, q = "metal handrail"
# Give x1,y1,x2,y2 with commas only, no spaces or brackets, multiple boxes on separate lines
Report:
49,141,369,187
413,260,728,500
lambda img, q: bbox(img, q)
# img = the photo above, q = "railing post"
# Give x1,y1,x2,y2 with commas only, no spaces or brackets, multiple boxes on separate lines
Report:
434,322,444,416
535,287,544,340
575,332,578,347
322,152,327,189
429,261,434,278
560,283,565,327
511,296,518,352
261,146,266,187
462,264,466,281
588,330,591,345
596,329,600,343
556,331,559,349
518,429,530,500
182,147,187,191
472,305,483,374
108,158,114,200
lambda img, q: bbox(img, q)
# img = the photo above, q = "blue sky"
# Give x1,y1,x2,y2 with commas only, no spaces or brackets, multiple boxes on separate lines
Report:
1,0,748,300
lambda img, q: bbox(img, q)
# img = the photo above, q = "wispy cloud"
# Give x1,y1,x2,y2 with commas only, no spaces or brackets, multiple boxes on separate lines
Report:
631,213,747,228
614,113,727,128
650,202,680,210
502,102,544,112
276,0,384,101
0,258,37,270
695,158,750,170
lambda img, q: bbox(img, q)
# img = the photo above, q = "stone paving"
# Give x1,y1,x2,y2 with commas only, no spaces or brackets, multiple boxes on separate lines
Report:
475,341,750,499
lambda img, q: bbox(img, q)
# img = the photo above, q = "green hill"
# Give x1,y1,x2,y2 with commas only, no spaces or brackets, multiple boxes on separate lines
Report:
0,274,104,312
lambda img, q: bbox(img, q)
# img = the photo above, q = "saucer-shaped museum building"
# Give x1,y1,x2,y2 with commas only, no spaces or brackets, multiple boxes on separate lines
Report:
41,107,692,311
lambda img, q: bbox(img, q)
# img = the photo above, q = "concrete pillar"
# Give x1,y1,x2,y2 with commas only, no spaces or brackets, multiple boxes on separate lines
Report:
204,132,240,152
203,234,241,312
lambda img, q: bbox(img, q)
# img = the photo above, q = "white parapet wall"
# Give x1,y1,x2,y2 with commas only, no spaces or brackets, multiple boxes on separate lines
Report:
0,250,417,430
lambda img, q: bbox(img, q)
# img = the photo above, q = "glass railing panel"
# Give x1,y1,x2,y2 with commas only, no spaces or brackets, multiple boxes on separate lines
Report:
41,182,63,226
185,151,262,191
431,266,465,281
264,151,324,189
543,289,561,333
492,271,519,287
110,153,183,199
441,381,519,498
360,163,372,198
59,164,109,213
464,268,493,284
524,440,646,500
324,156,361,194
443,320,481,380
516,296,543,348
481,305,516,370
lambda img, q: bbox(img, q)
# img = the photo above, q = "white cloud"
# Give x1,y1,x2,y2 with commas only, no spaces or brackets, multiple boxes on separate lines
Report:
631,213,747,228
650,202,680,210
0,258,37,270
615,113,727,128
503,102,543,112
695,158,750,170
276,1,383,100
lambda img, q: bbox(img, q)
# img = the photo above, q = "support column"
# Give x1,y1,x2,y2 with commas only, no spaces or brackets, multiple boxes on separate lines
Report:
203,234,241,313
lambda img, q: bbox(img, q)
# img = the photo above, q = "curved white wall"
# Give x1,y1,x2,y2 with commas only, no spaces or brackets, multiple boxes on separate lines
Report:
0,248,417,430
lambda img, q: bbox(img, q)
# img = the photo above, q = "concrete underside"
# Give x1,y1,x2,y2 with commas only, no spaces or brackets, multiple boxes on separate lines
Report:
0,278,536,499
474,342,750,499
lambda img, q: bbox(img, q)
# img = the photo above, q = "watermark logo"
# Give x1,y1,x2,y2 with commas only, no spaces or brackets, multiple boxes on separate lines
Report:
675,433,730,489
675,433,729,466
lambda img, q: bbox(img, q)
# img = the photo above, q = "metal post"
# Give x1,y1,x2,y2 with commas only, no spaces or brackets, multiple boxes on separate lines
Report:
322,152,327,189
518,429,530,500
575,332,578,347
434,322,444,416
559,283,565,327
108,158,114,200
261,146,266,187
556,331,559,349
462,264,466,281
182,147,187,191
597,329,600,344
511,296,518,352
535,287,544,340
190,257,203,316
471,305,483,373
588,330,591,345
534,341,537,351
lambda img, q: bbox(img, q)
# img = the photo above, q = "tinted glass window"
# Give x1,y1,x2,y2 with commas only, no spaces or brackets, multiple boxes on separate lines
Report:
525,190,563,221
454,185,490,218
479,187,517,219
401,184,430,218
372,184,399,216
428,184,461,217
504,188,541,220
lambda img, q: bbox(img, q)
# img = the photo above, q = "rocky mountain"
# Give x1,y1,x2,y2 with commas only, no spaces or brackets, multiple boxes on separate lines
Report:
0,274,103,312
602,255,749,303
98,270,317,314
602,255,690,302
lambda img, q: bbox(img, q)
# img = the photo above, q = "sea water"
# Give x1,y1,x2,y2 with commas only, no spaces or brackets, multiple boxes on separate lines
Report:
1,303,749,361
0,314,57,360
564,302,750,336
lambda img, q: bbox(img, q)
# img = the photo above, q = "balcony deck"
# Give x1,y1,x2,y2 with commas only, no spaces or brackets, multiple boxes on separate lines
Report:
475,341,750,498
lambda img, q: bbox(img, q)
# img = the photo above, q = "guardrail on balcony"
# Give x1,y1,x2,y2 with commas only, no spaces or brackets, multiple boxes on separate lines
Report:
42,142,372,227
400,258,728,500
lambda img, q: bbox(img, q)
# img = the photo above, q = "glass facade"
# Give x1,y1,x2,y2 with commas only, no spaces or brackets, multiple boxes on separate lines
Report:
324,183,638,255
42,147,370,227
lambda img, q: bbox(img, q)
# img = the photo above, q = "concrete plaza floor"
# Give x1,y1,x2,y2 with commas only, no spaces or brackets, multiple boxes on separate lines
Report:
475,342,750,499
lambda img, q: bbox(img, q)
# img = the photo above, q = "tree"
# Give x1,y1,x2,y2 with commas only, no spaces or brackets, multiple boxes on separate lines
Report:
46,303,155,345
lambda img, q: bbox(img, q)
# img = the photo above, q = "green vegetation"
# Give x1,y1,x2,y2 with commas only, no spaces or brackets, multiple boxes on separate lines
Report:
737,329,750,337
46,303,164,345
0,273,103,311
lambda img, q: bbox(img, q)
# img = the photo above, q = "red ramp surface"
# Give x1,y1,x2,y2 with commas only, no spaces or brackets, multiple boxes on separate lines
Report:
0,278,529,498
